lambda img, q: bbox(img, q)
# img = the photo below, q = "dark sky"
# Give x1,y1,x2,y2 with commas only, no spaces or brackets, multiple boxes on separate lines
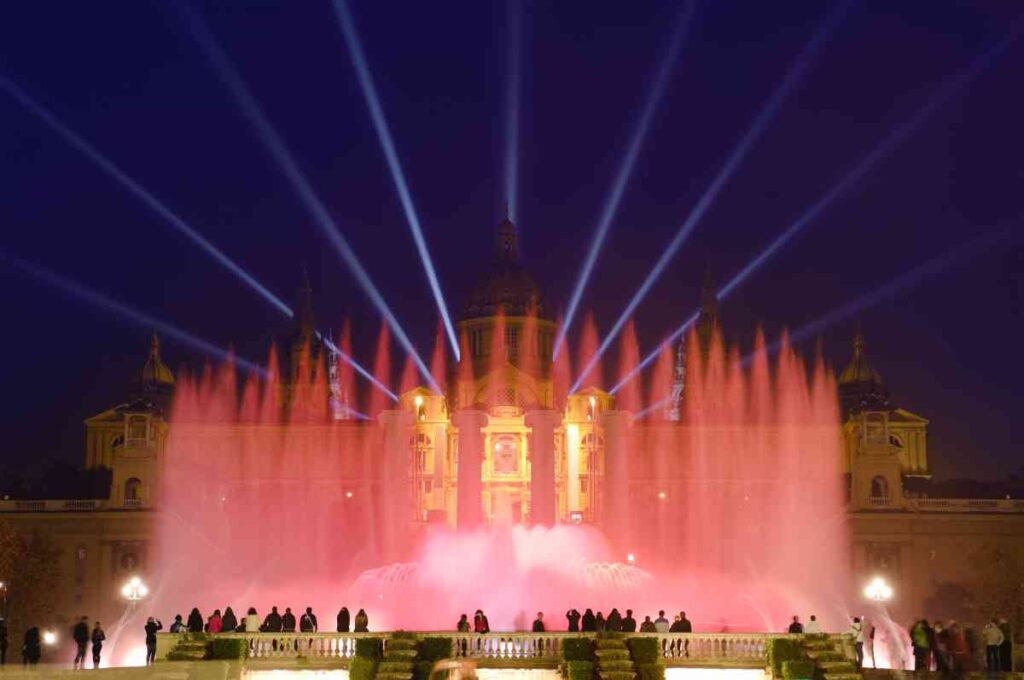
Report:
1,1,1021,481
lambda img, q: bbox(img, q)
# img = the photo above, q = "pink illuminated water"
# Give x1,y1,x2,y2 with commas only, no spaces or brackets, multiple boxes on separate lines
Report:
151,319,849,636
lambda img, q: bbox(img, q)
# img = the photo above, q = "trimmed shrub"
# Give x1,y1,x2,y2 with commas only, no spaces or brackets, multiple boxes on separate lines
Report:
635,663,664,680
208,637,247,660
391,630,418,640
626,637,660,664
351,656,379,680
595,639,626,649
563,638,595,662
781,660,816,680
418,637,453,662
766,638,804,678
356,637,385,660
596,631,625,641
414,660,435,680
566,660,594,680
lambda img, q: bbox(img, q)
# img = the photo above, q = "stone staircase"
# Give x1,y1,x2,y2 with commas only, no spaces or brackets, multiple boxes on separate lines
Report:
802,636,861,680
166,634,210,661
376,637,419,680
594,638,635,680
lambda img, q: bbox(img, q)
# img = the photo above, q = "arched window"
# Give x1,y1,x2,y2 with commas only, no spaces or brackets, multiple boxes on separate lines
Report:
888,434,903,448
124,477,143,504
870,476,889,500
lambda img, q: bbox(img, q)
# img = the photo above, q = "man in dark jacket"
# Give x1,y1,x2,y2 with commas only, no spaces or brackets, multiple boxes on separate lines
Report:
581,609,597,632
22,627,41,665
71,616,89,668
788,616,803,634
91,622,106,669
0,617,8,665
262,607,283,633
300,607,318,632
622,610,637,633
566,609,581,632
532,612,545,632
337,608,350,633
144,617,162,665
281,608,297,632
606,609,623,632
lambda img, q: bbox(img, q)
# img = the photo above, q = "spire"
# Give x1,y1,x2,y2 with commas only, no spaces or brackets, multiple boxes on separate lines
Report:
139,330,175,405
497,214,519,265
838,325,890,416
294,266,315,337
696,266,718,357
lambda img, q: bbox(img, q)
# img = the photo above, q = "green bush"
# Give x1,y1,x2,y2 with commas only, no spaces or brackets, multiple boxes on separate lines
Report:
351,656,379,680
635,663,664,680
418,637,453,662
596,631,625,641
565,660,594,680
414,660,435,680
356,637,385,660
626,637,661,664
563,638,595,662
781,660,816,680
391,630,418,640
766,638,804,678
208,637,248,660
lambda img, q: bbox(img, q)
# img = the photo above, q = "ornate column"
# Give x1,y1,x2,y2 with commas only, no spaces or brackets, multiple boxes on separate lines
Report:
525,409,559,526
600,410,631,548
379,409,414,562
452,409,489,530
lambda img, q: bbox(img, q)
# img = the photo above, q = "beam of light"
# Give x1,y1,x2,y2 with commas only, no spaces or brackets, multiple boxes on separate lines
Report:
504,0,523,224
0,77,293,319
633,396,671,421
553,0,696,361
329,0,460,361
571,1,852,391
718,22,1024,303
180,7,442,394
0,248,265,375
750,226,1014,363
609,310,699,394
321,335,398,402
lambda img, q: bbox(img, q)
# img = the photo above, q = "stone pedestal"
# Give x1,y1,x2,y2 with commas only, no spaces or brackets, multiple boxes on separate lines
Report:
379,409,414,562
600,410,632,547
452,409,489,530
525,409,560,526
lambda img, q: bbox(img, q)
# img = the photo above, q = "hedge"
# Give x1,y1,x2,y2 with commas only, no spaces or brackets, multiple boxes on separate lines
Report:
351,656,379,680
635,663,664,680
626,637,660,664
414,660,436,680
418,637,453,662
563,638,595,662
766,638,804,678
781,660,816,680
392,630,418,640
356,637,385,660
566,660,594,680
208,637,248,660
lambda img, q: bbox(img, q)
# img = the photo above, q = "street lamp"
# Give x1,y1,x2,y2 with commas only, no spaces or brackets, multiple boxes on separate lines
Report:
864,576,893,602
626,553,636,565
42,631,57,646
121,576,149,602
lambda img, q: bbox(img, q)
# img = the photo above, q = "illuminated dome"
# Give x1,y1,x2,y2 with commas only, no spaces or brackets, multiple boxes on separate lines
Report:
463,216,550,320
838,329,889,415
140,332,175,388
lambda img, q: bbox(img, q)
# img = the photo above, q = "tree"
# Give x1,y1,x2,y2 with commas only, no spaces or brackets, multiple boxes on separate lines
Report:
0,522,62,637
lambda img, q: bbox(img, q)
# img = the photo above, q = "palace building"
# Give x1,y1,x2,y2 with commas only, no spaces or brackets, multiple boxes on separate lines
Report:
2,216,1022,634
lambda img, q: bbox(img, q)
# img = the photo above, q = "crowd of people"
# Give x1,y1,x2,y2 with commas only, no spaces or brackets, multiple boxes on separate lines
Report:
907,616,1014,674
164,605,371,636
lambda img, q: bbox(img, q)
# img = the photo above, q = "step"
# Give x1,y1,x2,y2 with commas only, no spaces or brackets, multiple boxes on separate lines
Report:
597,672,635,680
387,639,419,651
595,640,629,650
379,662,416,673
385,649,419,660
598,661,634,672
819,661,857,672
594,650,631,660
822,673,861,680
806,651,843,661
377,673,413,680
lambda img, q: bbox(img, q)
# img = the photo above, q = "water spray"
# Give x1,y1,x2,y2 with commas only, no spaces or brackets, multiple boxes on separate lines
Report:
0,76,292,318
571,1,852,390
610,310,699,394
554,0,696,361
180,6,442,393
321,335,398,402
329,0,460,361
0,248,265,375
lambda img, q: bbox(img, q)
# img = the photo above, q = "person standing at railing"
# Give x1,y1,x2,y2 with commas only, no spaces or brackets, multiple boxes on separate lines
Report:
532,612,545,632
654,611,670,633
566,609,581,632
300,607,318,632
281,608,297,632
805,615,822,635
187,608,204,633
222,607,238,633
207,610,223,634
595,612,606,632
621,610,637,633
473,610,490,633
337,607,350,633
787,616,803,634
639,616,656,633
457,614,470,632
245,608,260,634
354,608,369,632
262,606,283,633
606,608,622,632
169,614,185,633
581,609,596,632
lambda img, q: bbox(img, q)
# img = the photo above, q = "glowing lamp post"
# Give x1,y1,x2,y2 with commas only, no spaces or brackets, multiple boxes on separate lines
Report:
864,577,893,603
122,576,149,604
626,553,636,565
42,631,58,646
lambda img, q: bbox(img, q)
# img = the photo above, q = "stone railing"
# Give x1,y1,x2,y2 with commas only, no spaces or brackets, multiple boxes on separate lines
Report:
0,498,150,512
906,498,1024,513
168,631,799,666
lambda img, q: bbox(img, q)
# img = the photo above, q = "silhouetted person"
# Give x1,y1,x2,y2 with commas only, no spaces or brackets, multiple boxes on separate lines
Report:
222,607,238,633
187,608,204,633
457,614,470,632
144,617,163,665
354,609,369,632
849,617,864,668
910,618,932,671
474,610,490,633
263,606,283,633
622,610,637,633
639,616,656,633
678,611,692,657
0,617,7,665
91,622,105,669
596,611,606,632
337,607,350,633
532,612,545,633
300,607,318,632
169,614,185,633
245,608,260,633
606,608,622,632
207,609,223,634
998,618,1013,672
566,609,581,632
282,608,297,632
72,616,89,668
983,619,1004,673
931,620,950,673
22,627,41,666
581,609,597,632
788,616,803,634
670,615,685,633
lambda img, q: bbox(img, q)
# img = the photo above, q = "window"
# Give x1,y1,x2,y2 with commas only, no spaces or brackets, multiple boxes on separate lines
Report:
127,415,148,442
493,435,520,474
124,477,143,503
888,434,903,448
870,476,889,500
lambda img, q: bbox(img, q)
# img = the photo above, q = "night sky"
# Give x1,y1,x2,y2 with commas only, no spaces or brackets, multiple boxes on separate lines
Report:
1,1,1021,482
